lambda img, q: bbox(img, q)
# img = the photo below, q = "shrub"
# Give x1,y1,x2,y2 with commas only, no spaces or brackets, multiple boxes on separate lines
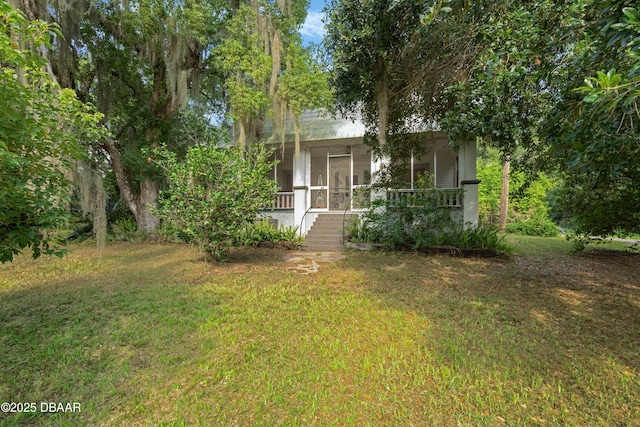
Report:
348,194,506,251
154,144,277,261
235,220,303,248
506,214,558,237
432,224,506,250
110,218,144,242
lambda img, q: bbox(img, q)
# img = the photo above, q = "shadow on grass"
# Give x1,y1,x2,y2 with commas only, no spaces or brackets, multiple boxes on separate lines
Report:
0,242,226,426
343,247,640,423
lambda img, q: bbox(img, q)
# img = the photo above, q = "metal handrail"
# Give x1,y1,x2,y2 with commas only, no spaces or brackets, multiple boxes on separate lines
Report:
341,194,354,246
299,206,314,238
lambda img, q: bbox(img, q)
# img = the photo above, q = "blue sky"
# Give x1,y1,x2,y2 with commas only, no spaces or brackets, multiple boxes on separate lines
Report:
301,0,328,46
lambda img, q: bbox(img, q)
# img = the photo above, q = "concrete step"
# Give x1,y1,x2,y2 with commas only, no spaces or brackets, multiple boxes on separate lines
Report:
299,244,345,251
301,213,357,251
314,216,355,221
306,231,346,238
306,231,345,237
305,236,344,242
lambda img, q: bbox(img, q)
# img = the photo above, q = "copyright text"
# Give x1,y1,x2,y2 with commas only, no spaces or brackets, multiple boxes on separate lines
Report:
1,402,81,413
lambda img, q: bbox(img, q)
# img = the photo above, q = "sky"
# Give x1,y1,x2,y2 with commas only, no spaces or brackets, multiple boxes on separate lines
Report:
300,0,328,46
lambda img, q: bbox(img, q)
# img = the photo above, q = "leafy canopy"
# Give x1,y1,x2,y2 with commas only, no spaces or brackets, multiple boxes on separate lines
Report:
0,2,105,263
154,143,277,262
543,2,640,238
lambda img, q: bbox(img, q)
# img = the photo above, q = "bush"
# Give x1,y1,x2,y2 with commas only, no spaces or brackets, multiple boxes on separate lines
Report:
154,144,277,261
110,218,144,242
235,220,303,248
432,224,506,250
348,195,506,251
349,195,453,248
506,214,558,237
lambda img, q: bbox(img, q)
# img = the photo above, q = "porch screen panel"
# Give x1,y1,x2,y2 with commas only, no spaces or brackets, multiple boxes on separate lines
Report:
352,145,371,186
414,152,433,188
329,156,350,210
435,149,457,188
267,151,277,182
310,147,327,187
310,147,328,209
311,189,327,209
352,145,371,209
280,148,294,191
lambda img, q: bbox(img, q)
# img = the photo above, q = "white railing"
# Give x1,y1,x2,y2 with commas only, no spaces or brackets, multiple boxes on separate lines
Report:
269,192,294,210
387,188,464,208
264,188,462,211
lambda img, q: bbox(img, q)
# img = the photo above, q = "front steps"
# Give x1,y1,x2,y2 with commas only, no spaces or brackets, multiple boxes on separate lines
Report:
300,213,356,251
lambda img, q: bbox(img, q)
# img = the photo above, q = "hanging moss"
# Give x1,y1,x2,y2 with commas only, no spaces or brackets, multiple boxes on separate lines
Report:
68,160,107,252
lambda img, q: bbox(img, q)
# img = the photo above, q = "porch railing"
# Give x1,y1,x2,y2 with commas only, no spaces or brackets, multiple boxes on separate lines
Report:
267,191,294,210
264,188,463,210
387,188,464,208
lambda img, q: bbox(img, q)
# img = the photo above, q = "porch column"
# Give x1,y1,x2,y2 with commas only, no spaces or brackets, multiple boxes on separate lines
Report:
461,180,480,227
293,149,309,232
459,139,479,227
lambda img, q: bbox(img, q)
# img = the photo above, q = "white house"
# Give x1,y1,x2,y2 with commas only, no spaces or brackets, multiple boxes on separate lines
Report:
259,111,479,249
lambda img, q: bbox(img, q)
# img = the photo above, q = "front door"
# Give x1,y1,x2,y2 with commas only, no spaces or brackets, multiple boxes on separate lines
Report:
329,155,351,210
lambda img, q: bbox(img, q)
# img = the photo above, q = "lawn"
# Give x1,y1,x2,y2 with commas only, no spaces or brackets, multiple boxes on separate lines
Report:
0,237,639,426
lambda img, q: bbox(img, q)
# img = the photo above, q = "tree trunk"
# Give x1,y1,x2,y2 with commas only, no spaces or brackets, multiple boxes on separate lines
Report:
499,154,510,231
375,64,389,149
104,138,160,234
104,138,139,215
138,178,160,233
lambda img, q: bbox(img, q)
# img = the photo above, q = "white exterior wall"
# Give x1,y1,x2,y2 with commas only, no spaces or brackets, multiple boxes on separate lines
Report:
261,211,296,229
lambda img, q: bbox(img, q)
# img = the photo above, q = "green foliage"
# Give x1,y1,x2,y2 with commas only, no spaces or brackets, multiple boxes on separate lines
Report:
441,0,561,156
434,224,506,250
352,196,454,248
476,161,503,217
215,4,272,121
154,143,277,261
110,218,144,242
277,41,332,117
505,214,558,237
349,194,505,251
414,171,435,189
543,2,640,238
324,0,460,161
477,148,559,235
235,220,303,248
0,3,105,263
213,1,329,150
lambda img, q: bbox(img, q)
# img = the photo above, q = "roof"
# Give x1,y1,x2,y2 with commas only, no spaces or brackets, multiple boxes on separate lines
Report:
263,109,443,144
263,110,366,144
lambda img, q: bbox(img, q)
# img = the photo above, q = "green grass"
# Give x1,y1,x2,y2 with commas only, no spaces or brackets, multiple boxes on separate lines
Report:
1,237,639,426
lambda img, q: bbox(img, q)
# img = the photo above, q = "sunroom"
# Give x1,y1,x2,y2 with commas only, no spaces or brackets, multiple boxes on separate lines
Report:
261,111,479,235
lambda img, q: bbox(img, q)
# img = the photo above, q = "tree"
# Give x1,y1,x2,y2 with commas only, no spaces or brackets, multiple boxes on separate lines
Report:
324,0,452,159
88,0,222,234
154,144,277,261
215,0,331,155
324,0,545,205
543,3,640,238
326,0,638,237
0,2,104,262
12,0,225,234
16,0,327,235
